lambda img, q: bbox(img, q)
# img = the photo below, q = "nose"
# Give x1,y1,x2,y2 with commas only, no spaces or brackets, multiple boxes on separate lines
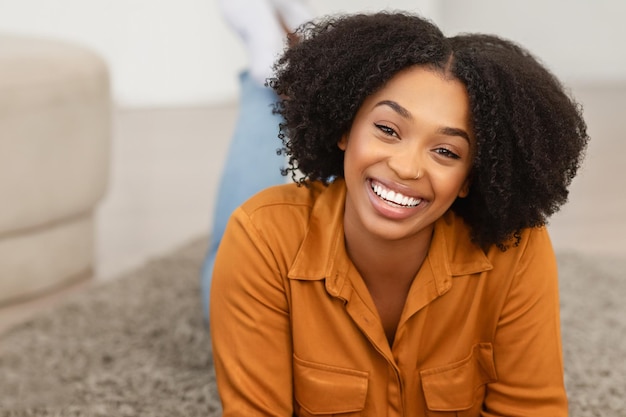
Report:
387,143,423,180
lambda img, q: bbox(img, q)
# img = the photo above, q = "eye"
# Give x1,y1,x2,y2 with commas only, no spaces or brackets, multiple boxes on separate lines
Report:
374,123,398,137
434,147,461,159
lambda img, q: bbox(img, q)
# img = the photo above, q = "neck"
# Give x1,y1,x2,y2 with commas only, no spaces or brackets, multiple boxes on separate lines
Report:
343,220,433,286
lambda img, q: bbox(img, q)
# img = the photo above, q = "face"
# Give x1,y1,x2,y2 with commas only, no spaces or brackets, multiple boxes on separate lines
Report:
338,65,474,244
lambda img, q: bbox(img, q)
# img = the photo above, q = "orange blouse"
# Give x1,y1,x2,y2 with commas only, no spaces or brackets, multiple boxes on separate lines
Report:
210,179,568,416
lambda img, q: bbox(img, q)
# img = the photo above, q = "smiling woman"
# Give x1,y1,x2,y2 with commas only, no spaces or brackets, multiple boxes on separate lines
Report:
209,11,589,417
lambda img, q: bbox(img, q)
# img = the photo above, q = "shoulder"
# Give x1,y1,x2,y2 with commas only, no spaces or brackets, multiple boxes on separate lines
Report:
233,180,337,244
225,180,342,277
445,210,552,253
437,211,555,277
495,225,554,265
485,225,558,292
240,181,327,219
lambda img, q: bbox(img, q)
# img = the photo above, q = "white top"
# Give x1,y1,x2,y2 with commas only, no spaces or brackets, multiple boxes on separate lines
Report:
218,0,314,86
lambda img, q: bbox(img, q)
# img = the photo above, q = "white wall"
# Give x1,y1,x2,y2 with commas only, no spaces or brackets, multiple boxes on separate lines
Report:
2,0,621,107
440,0,626,85
0,0,237,107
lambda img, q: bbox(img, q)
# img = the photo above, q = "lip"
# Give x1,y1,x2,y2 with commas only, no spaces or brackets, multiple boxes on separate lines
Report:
366,178,426,220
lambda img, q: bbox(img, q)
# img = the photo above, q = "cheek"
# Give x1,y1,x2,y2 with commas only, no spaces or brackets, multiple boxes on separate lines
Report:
342,146,365,180
344,137,372,165
432,169,470,195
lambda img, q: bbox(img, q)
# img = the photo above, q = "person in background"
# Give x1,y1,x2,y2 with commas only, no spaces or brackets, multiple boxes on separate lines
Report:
210,11,589,416
201,0,314,319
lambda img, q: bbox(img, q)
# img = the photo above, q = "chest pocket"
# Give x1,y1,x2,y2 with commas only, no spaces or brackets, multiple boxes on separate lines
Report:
420,343,497,416
293,355,369,416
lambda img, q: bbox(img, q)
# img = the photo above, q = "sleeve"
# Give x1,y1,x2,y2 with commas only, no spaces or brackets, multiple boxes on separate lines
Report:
483,227,568,416
210,206,293,416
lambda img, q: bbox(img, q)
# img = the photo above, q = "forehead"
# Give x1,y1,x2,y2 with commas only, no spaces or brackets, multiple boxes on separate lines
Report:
369,66,469,115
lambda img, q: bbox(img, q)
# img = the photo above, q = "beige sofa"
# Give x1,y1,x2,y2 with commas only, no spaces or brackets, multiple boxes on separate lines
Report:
0,34,111,305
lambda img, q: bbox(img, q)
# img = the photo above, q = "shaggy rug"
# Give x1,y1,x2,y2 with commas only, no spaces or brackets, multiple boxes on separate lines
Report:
0,237,624,416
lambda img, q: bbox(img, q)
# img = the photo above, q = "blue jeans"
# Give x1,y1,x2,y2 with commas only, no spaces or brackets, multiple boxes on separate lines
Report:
201,71,285,319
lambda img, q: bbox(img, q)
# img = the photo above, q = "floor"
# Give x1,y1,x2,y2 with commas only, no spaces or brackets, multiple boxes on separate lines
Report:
1,83,625,334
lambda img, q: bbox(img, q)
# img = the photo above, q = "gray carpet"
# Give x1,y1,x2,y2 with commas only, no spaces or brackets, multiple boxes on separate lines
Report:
0,237,624,416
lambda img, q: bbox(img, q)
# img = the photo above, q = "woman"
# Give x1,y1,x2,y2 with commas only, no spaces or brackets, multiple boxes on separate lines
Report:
210,12,588,416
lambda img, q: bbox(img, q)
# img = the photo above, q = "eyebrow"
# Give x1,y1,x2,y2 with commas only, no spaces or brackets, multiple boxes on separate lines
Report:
374,100,471,143
438,127,471,143
376,100,413,120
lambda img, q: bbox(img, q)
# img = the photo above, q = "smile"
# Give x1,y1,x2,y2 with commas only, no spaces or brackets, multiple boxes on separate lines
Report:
371,181,422,207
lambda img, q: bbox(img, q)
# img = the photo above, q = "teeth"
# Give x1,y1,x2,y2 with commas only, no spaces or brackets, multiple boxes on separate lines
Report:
372,182,421,207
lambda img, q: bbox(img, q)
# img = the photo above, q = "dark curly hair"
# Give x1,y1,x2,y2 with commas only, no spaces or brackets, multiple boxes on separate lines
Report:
269,12,589,250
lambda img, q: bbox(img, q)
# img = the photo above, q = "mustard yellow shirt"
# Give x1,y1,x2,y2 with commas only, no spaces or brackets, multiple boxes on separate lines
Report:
210,179,567,416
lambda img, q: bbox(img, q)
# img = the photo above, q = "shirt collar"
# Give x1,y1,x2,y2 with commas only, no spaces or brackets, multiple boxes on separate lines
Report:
288,179,347,283
287,180,493,292
427,210,493,295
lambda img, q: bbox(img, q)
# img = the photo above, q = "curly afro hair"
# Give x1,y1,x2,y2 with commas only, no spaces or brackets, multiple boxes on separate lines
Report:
270,12,589,250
